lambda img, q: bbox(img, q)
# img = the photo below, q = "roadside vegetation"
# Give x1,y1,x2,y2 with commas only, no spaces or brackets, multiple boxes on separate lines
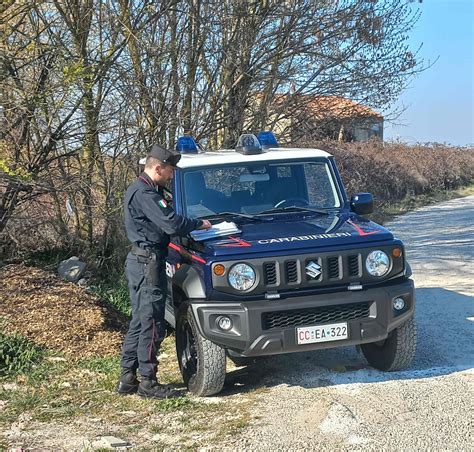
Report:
321,140,474,224
0,331,45,377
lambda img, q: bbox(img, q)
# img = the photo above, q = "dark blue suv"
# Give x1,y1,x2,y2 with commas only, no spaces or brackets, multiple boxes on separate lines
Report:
157,134,416,396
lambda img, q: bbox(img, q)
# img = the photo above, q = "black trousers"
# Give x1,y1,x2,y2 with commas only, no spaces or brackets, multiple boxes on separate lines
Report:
120,251,167,379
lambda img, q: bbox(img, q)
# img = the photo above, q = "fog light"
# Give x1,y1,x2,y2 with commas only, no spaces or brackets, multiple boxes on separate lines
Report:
217,316,233,331
393,297,406,311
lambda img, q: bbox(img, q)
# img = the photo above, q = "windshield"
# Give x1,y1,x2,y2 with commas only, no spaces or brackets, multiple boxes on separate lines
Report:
182,160,341,218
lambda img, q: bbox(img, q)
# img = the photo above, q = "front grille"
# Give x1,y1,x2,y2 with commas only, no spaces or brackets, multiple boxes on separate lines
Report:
328,256,340,279
263,253,361,290
285,260,298,283
348,255,360,277
262,302,371,330
264,262,277,285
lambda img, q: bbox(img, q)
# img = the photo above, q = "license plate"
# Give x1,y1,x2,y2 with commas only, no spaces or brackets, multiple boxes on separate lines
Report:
297,322,348,345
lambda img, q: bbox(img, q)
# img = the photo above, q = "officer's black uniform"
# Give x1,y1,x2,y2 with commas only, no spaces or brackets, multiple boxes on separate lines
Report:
119,145,203,397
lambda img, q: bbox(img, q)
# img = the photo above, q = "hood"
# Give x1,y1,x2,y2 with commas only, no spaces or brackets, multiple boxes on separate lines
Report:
198,213,393,258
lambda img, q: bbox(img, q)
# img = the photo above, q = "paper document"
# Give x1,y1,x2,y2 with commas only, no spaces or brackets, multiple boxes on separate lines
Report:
190,221,241,241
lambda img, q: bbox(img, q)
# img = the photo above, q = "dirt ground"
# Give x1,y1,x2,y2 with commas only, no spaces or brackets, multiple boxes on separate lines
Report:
0,265,253,450
0,264,126,359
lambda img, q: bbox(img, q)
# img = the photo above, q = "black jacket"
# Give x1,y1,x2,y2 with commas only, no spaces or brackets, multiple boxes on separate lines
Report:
124,172,203,249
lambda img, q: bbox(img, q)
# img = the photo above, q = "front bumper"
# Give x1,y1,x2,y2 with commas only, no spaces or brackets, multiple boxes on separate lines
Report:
189,278,415,356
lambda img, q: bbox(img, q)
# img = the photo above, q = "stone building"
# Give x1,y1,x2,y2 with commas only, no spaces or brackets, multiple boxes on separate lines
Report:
269,95,383,143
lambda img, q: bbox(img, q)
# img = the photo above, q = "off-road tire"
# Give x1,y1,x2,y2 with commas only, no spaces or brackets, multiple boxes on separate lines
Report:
176,307,226,396
361,317,417,371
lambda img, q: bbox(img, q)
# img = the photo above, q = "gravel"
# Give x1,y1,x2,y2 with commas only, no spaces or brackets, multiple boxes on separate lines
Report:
216,195,474,450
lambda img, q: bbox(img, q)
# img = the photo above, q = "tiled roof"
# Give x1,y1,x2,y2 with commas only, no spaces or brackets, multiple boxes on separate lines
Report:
305,96,383,120
272,94,383,120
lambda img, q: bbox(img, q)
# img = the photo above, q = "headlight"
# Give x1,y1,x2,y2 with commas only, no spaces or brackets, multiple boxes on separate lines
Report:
365,250,390,277
228,263,256,291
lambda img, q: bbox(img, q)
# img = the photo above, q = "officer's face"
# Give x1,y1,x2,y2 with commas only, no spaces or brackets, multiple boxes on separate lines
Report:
155,163,175,185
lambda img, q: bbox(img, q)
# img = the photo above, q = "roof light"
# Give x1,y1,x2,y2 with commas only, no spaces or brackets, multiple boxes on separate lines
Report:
257,131,278,149
235,134,263,155
176,135,198,154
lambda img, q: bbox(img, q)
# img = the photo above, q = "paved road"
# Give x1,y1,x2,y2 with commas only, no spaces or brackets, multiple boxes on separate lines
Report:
219,196,474,450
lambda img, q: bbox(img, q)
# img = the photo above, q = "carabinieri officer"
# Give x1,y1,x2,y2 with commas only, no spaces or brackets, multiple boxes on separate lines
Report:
118,144,211,399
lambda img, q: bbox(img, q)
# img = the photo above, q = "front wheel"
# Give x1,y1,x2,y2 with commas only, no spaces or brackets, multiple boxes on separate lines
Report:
175,307,226,396
361,317,417,371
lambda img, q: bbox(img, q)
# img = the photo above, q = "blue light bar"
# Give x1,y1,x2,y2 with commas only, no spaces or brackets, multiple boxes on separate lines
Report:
176,136,198,153
257,131,278,149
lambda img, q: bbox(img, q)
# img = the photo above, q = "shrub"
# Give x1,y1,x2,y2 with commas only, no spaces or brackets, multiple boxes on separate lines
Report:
0,332,45,376
307,140,474,204
90,273,131,317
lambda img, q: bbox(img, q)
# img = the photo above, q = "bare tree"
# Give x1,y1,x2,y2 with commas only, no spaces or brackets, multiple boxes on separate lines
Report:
1,2,82,238
1,0,426,262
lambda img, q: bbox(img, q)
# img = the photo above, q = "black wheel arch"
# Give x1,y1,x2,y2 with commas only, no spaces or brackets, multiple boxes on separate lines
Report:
172,263,206,311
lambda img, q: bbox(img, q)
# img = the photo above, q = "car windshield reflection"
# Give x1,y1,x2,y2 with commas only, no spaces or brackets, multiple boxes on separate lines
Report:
182,160,341,218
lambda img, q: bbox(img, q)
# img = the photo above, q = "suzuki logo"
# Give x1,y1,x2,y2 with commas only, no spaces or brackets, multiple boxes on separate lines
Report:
306,261,322,279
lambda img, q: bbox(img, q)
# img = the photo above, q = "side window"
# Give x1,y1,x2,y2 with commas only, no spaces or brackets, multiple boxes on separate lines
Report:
304,163,340,208
277,166,292,178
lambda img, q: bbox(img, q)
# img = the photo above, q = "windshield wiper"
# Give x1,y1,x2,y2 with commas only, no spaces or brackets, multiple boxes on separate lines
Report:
200,211,273,222
257,206,331,216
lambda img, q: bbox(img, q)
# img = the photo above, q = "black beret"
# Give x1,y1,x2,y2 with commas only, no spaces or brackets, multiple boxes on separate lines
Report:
148,144,181,166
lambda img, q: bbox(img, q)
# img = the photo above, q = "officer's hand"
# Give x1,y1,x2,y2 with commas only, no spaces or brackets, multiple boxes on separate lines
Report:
198,220,212,230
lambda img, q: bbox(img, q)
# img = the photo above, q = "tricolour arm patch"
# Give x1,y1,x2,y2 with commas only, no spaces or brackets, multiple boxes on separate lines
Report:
158,199,168,209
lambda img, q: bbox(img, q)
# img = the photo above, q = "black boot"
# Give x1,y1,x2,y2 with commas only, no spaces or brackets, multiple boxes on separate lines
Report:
137,378,177,399
117,369,139,395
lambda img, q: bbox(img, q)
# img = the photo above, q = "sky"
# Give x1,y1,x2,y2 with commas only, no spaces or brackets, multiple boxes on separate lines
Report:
384,0,474,146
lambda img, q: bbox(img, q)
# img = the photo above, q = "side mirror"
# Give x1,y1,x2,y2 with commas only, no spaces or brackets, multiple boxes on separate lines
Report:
350,193,374,215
